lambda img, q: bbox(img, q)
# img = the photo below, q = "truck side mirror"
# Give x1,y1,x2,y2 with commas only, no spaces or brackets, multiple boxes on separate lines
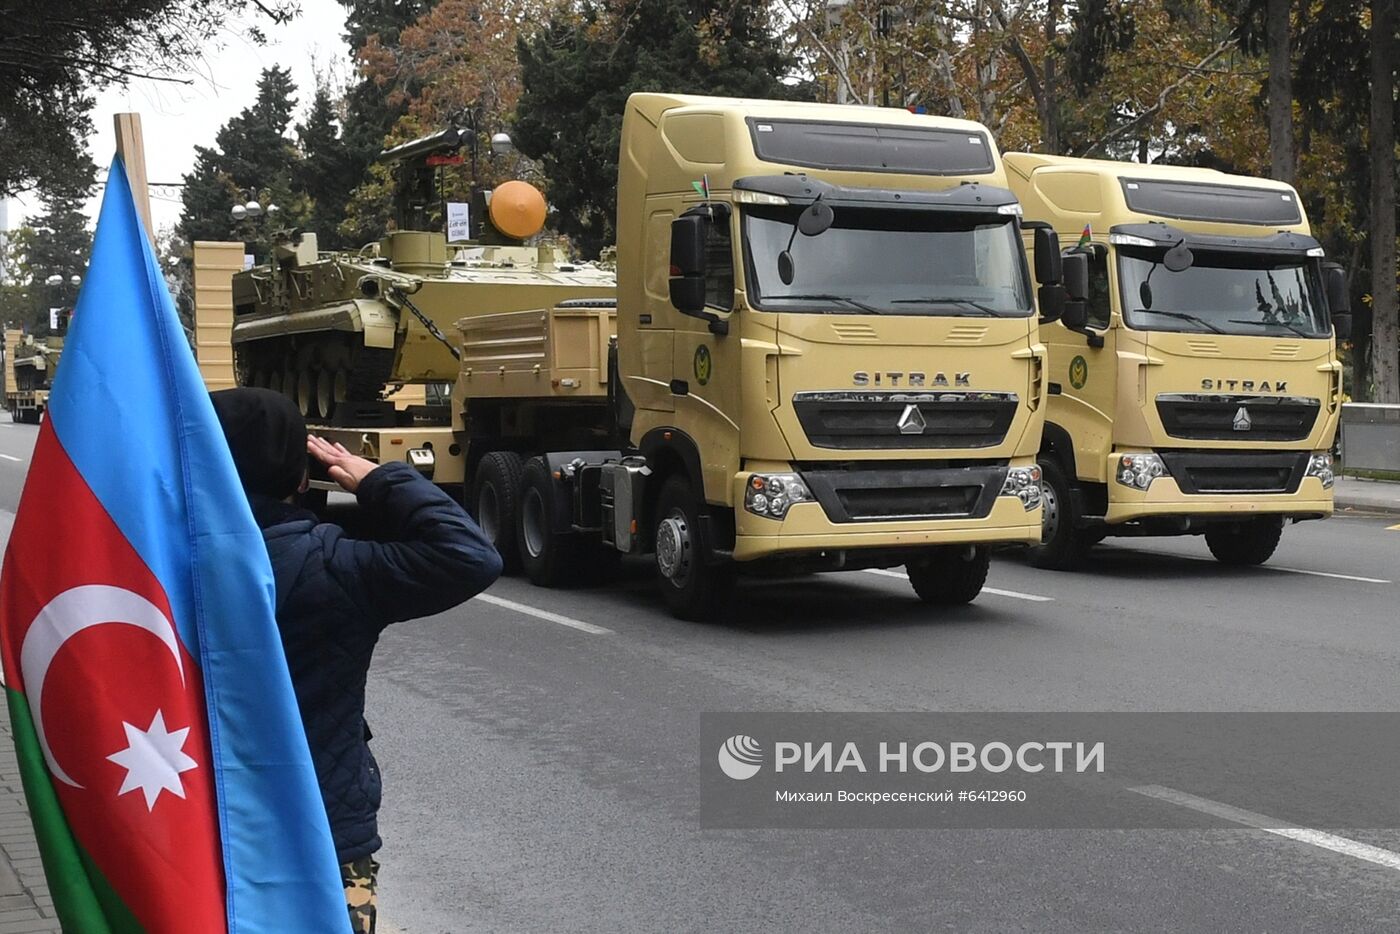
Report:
1058,252,1090,330
1325,264,1352,340
667,213,730,335
1033,227,1062,285
669,215,708,315
670,215,707,278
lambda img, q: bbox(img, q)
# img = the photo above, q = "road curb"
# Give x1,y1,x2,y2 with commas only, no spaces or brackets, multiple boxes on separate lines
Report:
1332,479,1400,517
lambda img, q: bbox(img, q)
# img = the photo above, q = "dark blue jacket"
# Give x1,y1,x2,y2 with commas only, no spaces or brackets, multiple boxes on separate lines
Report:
250,462,502,863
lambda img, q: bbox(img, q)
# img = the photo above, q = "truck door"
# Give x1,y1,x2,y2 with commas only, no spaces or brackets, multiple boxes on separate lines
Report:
1048,243,1117,484
671,207,743,505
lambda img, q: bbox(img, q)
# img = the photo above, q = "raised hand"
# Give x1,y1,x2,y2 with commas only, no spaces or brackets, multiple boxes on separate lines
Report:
306,435,378,494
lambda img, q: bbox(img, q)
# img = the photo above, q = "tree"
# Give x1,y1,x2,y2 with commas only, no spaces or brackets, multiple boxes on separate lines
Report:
0,208,94,338
515,0,808,256
337,0,439,244
1371,0,1398,402
0,0,294,197
177,67,308,249
296,86,359,250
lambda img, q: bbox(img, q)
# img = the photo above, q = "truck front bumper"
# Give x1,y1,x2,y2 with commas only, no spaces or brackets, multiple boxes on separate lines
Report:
731,461,1043,562
1104,451,1333,524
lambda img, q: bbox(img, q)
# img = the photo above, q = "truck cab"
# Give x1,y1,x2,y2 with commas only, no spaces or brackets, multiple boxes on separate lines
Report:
1005,153,1348,567
604,94,1064,616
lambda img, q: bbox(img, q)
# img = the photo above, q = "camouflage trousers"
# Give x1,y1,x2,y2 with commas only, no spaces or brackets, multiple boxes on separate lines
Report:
341,856,379,934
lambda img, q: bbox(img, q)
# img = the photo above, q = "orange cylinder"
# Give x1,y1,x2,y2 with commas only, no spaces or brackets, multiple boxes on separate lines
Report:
488,181,548,239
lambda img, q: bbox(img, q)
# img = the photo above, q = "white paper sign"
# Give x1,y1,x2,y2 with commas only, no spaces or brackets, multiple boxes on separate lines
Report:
50,308,61,330
243,254,255,270
446,202,471,242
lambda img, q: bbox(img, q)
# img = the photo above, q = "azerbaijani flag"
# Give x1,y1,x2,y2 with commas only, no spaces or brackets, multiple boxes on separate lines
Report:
1077,223,1092,248
0,159,349,931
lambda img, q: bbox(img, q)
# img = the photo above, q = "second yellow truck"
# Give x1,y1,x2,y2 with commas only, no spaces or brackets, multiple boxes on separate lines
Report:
1007,154,1350,568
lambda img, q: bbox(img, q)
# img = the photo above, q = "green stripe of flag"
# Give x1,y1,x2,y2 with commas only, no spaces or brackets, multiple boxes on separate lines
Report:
7,688,143,933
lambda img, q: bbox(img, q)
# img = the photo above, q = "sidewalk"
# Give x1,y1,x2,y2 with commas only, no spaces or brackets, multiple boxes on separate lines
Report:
0,708,58,934
1334,476,1400,517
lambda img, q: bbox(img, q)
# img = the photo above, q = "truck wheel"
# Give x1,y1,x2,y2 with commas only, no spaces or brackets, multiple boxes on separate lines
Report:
906,546,990,605
1027,459,1088,570
654,475,735,621
518,456,585,587
1205,516,1284,566
472,451,525,574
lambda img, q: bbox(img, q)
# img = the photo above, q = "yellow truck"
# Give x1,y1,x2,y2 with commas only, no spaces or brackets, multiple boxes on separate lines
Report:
1005,154,1350,568
457,94,1074,618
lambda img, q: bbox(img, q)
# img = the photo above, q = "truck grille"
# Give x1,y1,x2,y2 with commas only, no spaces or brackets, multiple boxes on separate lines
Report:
1156,394,1319,442
792,391,1018,450
798,462,1008,523
1159,451,1309,495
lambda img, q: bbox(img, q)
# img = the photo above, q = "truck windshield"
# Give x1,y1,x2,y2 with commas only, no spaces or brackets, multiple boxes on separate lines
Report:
1119,247,1329,337
742,204,1033,316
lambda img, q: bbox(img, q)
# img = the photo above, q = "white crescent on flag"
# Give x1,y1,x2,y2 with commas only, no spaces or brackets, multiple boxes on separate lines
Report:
19,584,186,788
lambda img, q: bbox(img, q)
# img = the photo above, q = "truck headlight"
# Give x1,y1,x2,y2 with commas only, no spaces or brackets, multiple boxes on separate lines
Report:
1000,465,1043,511
1305,451,1335,489
1116,452,1165,490
745,473,812,520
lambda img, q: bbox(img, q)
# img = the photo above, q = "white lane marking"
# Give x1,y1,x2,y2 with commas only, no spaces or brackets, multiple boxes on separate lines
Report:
475,593,613,635
1132,784,1400,872
0,453,21,462
862,568,1053,602
1115,547,1391,585
1263,565,1391,584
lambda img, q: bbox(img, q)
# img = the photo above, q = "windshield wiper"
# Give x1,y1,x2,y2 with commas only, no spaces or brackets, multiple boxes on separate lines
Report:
1132,308,1224,334
887,298,999,316
775,293,884,314
1226,318,1314,338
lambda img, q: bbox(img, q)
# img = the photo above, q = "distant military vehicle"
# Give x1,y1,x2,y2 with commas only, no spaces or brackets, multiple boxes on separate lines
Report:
229,128,616,423
4,329,62,423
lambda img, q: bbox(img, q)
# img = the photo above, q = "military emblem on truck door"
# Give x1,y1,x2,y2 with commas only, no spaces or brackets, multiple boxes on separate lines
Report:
1068,355,1089,390
693,345,712,385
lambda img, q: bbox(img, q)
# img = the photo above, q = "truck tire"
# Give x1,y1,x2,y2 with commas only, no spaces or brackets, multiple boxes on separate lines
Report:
518,456,585,587
1027,459,1089,570
906,546,990,605
472,451,525,574
653,475,736,621
1205,516,1284,566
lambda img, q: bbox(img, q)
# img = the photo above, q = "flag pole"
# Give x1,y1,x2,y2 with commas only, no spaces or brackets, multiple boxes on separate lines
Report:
112,113,156,249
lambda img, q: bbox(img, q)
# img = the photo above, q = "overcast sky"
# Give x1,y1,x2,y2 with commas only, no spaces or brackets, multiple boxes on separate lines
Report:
5,0,351,234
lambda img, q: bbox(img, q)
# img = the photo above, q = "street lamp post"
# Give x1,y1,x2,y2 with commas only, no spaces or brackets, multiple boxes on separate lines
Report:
230,189,280,261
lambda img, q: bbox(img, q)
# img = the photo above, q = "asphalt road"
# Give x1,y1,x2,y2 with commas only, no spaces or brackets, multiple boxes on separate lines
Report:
2,420,1399,932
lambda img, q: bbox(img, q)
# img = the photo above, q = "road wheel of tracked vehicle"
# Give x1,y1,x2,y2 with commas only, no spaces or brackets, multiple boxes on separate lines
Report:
473,451,525,574
1205,516,1284,566
906,546,991,605
296,367,319,419
316,369,336,419
1027,459,1090,571
653,475,736,622
518,456,585,587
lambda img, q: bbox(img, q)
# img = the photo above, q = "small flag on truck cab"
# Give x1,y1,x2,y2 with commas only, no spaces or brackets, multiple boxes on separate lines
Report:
1077,224,1092,248
0,158,349,932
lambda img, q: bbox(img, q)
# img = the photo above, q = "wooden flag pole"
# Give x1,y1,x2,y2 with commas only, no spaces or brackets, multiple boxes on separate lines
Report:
112,113,156,248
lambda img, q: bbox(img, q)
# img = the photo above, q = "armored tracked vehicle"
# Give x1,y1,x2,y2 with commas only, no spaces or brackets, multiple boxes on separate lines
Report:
230,132,615,423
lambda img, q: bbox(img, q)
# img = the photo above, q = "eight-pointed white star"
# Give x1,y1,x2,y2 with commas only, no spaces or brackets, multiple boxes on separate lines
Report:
106,710,198,811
